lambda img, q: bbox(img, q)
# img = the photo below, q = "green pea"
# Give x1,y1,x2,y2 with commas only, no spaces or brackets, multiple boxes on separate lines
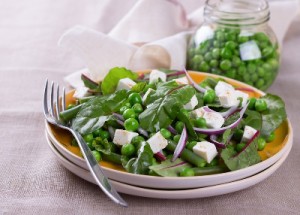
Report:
243,73,251,82
123,108,136,120
212,48,220,59
220,47,233,59
92,128,101,137
131,136,145,145
216,31,225,41
255,99,268,112
225,32,237,41
132,103,143,114
257,68,265,77
180,167,195,177
124,118,139,131
173,134,181,143
175,121,184,133
257,137,267,151
237,65,246,75
220,59,232,70
232,56,241,67
192,55,204,64
160,128,171,139
268,58,279,70
203,89,216,104
186,141,197,150
266,131,275,142
236,142,246,152
99,130,110,140
199,61,210,72
211,68,222,75
248,97,257,110
262,47,274,57
225,69,237,79
121,144,136,157
247,63,256,74
92,150,102,162
255,79,265,89
204,52,213,61
87,141,94,150
254,32,269,42
128,92,142,106
238,36,249,43
194,117,207,128
83,133,94,143
251,73,259,82
210,59,218,68
225,41,237,50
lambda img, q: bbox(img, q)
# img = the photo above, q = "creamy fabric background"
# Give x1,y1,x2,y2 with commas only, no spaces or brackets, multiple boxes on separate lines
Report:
0,1,300,214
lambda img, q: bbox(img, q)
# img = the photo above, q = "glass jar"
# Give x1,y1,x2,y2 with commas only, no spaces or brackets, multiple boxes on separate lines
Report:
186,0,280,91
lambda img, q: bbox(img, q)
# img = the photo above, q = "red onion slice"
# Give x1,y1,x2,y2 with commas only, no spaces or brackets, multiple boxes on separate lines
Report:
113,112,124,121
137,127,149,138
108,126,115,139
210,135,226,149
172,125,188,162
183,68,206,93
194,102,249,135
167,125,177,135
235,87,255,93
220,105,239,118
154,151,167,161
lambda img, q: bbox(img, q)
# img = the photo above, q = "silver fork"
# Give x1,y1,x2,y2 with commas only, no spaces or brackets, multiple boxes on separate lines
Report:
43,80,128,207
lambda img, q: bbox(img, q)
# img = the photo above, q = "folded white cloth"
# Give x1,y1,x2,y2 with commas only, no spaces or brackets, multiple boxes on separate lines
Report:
59,0,299,88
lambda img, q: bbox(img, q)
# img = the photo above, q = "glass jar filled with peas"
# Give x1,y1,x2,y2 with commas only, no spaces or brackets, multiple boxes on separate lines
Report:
186,0,280,90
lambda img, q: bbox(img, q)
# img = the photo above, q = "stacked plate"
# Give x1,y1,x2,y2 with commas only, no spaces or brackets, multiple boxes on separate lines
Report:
44,72,293,199
45,120,293,199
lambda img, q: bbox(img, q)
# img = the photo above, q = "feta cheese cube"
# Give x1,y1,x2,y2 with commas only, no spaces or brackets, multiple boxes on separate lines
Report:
113,129,138,146
193,141,218,163
215,81,235,96
203,111,225,129
235,90,249,106
174,76,189,85
241,126,257,143
183,95,198,110
218,90,240,107
190,107,206,118
149,70,167,84
147,132,168,153
142,88,155,104
73,86,91,99
116,78,136,91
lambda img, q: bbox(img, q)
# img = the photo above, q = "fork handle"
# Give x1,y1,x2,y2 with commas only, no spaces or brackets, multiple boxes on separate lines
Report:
70,130,128,207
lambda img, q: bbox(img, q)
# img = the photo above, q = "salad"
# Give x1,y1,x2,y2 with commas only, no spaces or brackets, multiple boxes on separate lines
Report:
59,67,287,177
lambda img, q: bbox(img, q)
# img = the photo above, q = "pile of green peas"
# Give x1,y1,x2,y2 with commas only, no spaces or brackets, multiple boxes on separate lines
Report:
187,27,280,90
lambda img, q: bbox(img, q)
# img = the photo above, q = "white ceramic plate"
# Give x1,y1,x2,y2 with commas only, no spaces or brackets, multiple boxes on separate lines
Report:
45,131,291,199
45,120,293,190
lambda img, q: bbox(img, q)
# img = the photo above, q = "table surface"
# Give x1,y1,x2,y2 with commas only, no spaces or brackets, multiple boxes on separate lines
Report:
0,1,299,215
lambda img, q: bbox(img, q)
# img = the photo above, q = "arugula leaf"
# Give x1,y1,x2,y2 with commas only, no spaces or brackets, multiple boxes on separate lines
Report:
72,90,129,134
149,158,191,177
139,85,196,132
101,67,138,95
221,136,261,171
260,94,287,137
123,142,153,175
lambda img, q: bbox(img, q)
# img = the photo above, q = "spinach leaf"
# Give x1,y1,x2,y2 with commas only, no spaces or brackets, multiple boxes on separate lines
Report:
81,74,102,93
144,80,179,105
123,142,153,175
139,85,196,132
260,94,287,137
72,90,129,134
221,136,261,171
177,111,197,138
223,112,240,126
131,82,147,93
101,67,138,95
149,158,191,177
244,109,262,131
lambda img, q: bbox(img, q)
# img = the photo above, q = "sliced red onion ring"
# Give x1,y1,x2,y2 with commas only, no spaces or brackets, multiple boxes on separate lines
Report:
172,125,188,162
116,119,124,127
220,105,239,118
112,112,124,121
193,102,249,135
167,125,177,135
167,70,185,77
210,135,226,149
108,126,115,139
202,106,215,113
233,130,260,158
154,151,167,161
235,87,255,93
137,127,149,137
183,68,206,93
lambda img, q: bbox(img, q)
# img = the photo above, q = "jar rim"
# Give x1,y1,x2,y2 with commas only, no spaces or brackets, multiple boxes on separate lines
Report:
204,0,270,26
